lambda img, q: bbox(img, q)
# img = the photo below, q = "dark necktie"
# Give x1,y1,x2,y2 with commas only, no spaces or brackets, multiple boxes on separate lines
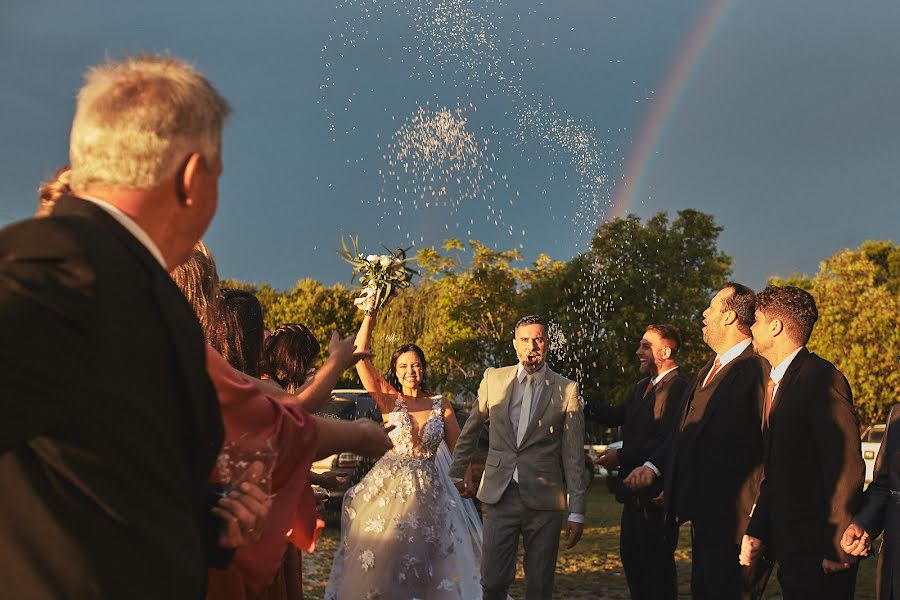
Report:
703,358,722,388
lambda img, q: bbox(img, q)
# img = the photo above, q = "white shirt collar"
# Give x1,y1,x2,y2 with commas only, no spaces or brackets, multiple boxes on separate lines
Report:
78,195,167,269
715,338,753,369
517,363,547,387
653,366,679,385
770,346,804,384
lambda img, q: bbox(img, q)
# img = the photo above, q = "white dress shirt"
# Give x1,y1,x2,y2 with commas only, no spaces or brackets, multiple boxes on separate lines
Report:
768,346,804,399
653,366,680,386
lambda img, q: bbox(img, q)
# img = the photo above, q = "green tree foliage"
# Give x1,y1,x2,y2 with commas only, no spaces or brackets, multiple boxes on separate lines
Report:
772,242,900,426
543,210,732,405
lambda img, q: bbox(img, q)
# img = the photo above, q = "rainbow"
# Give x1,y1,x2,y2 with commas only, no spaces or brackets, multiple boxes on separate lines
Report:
607,0,734,221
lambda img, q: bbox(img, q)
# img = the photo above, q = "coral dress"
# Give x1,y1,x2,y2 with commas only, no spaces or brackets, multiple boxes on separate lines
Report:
324,396,481,599
204,345,322,599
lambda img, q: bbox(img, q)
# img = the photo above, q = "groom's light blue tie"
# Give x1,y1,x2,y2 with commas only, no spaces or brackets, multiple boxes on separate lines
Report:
517,374,534,447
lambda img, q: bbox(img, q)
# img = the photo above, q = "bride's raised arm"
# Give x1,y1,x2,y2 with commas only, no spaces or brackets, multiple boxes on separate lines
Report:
354,311,397,413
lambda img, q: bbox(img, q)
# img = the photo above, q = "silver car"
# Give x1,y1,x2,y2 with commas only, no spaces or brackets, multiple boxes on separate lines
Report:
861,423,886,485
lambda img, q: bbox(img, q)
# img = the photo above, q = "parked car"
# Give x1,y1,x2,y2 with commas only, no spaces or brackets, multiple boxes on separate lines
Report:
861,422,886,485
310,389,383,511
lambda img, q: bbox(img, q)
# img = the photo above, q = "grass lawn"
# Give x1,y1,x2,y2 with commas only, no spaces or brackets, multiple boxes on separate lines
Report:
302,482,878,599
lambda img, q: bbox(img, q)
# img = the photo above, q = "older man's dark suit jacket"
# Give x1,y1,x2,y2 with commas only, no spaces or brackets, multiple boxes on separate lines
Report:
855,404,900,600
0,196,224,598
592,368,689,503
650,344,768,545
746,349,864,575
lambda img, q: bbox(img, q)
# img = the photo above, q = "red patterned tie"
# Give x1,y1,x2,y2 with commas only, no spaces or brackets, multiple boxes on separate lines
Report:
643,379,655,398
764,378,776,426
703,358,722,388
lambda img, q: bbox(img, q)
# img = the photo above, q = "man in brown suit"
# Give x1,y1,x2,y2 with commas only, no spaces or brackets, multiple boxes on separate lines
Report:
625,283,770,600
450,315,587,600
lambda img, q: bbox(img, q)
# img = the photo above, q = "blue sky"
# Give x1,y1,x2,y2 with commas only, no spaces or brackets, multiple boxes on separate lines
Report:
1,0,898,291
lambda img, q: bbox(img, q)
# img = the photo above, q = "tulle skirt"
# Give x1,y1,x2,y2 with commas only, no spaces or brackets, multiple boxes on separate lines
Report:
323,443,482,600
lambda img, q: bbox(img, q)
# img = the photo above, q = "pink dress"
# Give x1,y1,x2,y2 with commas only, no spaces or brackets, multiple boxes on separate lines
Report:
204,345,323,599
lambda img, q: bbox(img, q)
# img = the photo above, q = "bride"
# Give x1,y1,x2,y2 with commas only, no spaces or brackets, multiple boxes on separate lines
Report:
323,310,483,599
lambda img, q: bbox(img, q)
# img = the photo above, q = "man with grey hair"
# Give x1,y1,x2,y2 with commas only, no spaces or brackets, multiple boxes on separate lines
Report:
0,55,252,598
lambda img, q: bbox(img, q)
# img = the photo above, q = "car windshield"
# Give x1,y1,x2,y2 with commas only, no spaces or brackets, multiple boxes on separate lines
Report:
865,429,885,443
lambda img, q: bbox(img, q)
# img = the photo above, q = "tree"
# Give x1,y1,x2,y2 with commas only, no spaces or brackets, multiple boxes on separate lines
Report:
546,210,733,405
773,242,900,425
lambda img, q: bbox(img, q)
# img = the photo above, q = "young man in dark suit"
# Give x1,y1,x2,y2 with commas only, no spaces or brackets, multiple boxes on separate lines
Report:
625,283,770,600
590,323,689,600
0,55,261,598
740,285,864,600
842,403,900,600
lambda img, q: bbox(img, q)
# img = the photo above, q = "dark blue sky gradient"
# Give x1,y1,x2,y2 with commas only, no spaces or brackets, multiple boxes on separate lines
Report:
1,0,897,290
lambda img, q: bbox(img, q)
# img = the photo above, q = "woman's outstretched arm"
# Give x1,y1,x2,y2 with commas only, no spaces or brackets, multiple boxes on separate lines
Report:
258,331,370,412
353,311,397,413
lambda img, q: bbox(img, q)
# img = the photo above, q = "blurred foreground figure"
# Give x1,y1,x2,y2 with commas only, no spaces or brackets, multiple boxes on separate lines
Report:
0,55,253,598
842,404,900,600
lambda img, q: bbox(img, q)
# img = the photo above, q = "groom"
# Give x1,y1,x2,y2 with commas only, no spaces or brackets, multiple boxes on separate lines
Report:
450,315,587,600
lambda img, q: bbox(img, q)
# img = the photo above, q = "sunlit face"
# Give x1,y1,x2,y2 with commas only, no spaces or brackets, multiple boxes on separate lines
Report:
513,323,548,372
395,350,424,391
750,309,777,363
192,152,222,238
635,329,668,376
701,287,732,351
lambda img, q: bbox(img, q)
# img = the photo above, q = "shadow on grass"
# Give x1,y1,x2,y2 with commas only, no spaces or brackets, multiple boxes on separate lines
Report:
303,484,878,600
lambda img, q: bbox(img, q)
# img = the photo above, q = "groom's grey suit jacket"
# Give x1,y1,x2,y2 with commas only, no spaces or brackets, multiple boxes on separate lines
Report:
450,365,587,514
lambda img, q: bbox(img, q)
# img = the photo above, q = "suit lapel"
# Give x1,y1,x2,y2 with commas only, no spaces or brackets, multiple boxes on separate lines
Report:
682,346,755,444
680,356,714,430
495,367,519,449
766,347,809,435
53,196,223,473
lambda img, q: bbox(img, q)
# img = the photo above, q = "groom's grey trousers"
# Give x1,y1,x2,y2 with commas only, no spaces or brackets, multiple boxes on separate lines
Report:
481,482,564,600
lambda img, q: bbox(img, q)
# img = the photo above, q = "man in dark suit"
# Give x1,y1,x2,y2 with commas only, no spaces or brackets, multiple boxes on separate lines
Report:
0,55,257,598
740,285,864,600
589,323,689,600
625,282,769,600
842,404,900,600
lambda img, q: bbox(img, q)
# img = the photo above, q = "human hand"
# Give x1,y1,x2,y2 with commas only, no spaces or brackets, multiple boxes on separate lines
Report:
822,558,852,574
566,521,584,549
350,418,394,458
651,491,665,507
840,523,871,557
327,331,373,371
462,466,476,498
592,448,620,469
622,466,656,490
311,484,329,513
739,535,764,566
213,463,273,548
318,470,350,489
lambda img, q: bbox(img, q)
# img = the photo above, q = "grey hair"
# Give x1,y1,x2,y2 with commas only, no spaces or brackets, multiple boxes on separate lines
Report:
70,54,231,191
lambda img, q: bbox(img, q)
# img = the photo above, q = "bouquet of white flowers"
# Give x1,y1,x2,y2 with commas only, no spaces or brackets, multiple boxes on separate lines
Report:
339,236,415,315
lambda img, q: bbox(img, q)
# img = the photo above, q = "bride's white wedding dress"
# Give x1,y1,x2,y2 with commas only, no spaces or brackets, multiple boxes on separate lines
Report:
324,396,482,599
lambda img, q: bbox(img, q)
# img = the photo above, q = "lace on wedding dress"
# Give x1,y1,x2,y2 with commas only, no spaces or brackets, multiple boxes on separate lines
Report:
323,396,482,599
